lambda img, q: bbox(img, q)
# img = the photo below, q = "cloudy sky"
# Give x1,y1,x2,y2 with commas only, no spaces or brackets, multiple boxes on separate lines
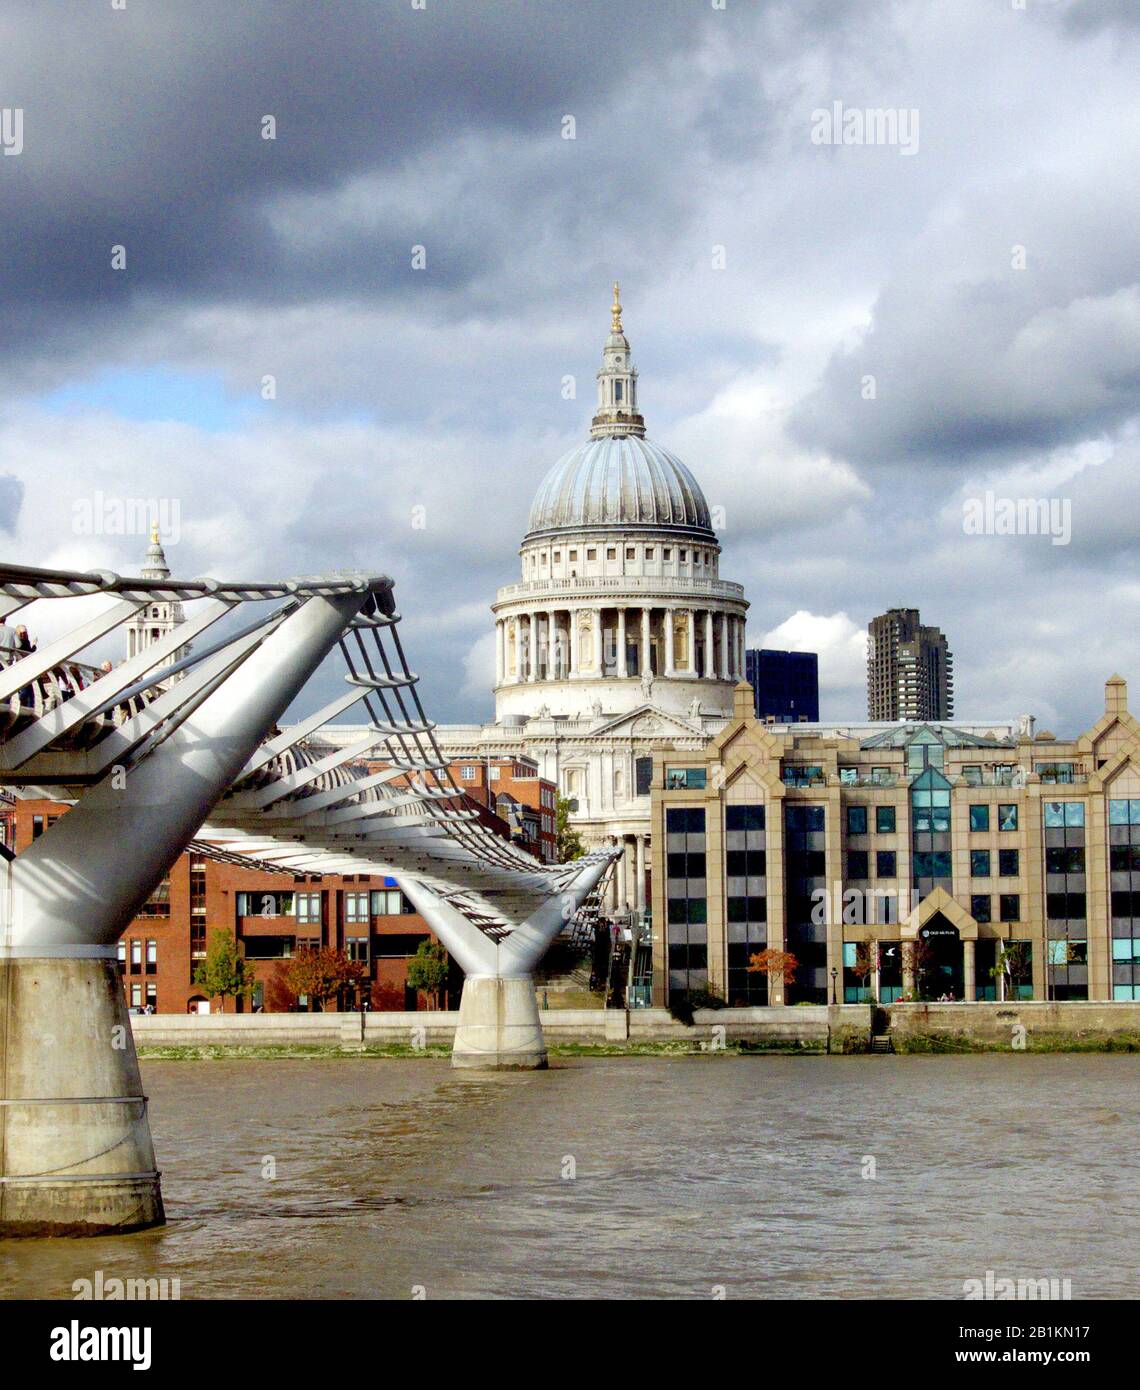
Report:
1,0,1137,732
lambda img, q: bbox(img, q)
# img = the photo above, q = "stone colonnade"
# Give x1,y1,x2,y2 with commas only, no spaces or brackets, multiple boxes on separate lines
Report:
597,830,650,914
496,606,745,685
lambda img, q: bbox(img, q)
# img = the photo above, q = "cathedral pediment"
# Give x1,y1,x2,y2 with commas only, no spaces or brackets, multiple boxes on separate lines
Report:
589,703,704,741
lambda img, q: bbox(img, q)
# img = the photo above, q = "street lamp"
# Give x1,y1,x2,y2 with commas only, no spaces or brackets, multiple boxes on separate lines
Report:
830,967,839,1005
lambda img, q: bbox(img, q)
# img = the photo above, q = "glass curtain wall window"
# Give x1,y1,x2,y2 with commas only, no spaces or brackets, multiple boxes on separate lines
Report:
666,807,707,1000
725,804,767,1005
1109,799,1140,999
910,766,952,901
785,804,827,1003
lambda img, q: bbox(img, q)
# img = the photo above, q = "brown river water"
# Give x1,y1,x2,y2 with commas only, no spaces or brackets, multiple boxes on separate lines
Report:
2,1054,1137,1300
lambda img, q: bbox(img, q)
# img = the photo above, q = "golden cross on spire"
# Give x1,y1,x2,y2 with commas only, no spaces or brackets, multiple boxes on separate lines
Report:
611,281,622,333
150,521,160,545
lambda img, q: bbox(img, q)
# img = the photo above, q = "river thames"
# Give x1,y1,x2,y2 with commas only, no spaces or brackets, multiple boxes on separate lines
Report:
2,1054,1136,1300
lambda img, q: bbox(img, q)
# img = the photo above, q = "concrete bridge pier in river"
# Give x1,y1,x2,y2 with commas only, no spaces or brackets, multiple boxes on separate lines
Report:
1,557,618,1234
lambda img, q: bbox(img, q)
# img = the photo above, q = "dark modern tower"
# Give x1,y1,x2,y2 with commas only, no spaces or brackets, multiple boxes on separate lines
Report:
745,648,820,722
867,608,953,720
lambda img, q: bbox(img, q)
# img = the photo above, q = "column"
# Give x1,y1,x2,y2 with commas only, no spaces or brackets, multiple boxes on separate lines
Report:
527,612,537,681
963,939,976,1002
664,607,675,677
635,834,647,912
903,943,916,998
617,608,627,677
719,612,729,679
591,608,602,678
547,609,558,679
494,620,503,686
568,608,578,677
704,610,714,678
617,837,628,910
641,607,651,678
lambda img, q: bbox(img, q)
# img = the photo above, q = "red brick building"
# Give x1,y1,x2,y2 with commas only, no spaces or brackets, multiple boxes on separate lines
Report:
12,797,473,1014
445,756,558,863
10,742,557,1015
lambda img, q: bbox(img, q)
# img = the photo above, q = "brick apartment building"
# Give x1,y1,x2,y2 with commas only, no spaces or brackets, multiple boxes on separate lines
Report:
10,750,556,1014
446,754,558,863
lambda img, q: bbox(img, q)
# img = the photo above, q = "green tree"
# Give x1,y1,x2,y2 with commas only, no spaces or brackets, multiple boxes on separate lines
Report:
992,941,1031,1002
192,930,258,1014
556,796,585,863
405,939,449,1009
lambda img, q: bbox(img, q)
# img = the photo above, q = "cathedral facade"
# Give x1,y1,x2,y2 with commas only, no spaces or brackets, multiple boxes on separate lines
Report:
434,288,749,915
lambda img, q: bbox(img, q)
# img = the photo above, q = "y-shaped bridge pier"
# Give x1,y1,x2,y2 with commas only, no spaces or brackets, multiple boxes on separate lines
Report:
0,560,618,1235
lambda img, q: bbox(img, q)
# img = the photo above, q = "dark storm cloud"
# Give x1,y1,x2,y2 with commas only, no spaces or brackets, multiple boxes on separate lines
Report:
0,0,1136,733
0,0,742,350
790,193,1140,470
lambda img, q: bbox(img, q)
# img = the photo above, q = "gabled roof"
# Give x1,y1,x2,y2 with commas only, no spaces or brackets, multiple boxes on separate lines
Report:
860,723,1014,750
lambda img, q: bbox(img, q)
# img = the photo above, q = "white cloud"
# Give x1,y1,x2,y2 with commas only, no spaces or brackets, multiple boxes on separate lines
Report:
460,630,497,709
757,609,867,716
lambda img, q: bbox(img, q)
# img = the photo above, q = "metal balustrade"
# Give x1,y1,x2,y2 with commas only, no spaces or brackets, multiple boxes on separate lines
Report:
0,555,617,999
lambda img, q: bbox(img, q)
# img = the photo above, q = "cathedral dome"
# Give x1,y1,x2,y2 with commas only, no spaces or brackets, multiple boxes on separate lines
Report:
525,434,714,541
493,285,748,729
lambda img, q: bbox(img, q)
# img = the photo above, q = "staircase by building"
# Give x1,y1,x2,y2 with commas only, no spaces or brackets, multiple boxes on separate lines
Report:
869,1005,895,1053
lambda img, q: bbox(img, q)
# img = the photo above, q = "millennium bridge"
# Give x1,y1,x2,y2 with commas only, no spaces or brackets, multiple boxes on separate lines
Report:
0,560,618,1236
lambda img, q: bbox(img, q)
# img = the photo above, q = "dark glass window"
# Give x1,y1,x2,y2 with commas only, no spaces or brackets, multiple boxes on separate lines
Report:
998,804,1018,831
969,804,990,832
876,850,896,878
998,848,1019,878
1000,894,1020,923
666,806,708,1000
726,804,765,831
876,805,896,834
1048,846,1086,874
726,849,766,876
971,894,992,923
784,803,827,1003
846,806,868,835
971,849,991,878
786,804,825,833
847,850,869,880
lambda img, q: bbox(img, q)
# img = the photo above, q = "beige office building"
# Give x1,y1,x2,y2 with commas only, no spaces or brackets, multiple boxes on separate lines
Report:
652,676,1140,1008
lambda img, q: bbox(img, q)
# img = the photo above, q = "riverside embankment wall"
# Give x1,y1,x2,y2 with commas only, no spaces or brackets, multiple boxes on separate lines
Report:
129,1005,864,1048
887,1000,1140,1046
129,1000,1140,1050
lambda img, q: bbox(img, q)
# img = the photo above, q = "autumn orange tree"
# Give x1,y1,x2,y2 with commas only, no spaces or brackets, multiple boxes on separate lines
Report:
746,948,798,1002
282,946,366,1011
851,935,877,1001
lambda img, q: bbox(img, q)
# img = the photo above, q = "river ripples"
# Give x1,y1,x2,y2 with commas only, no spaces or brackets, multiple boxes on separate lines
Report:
2,1054,1137,1300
